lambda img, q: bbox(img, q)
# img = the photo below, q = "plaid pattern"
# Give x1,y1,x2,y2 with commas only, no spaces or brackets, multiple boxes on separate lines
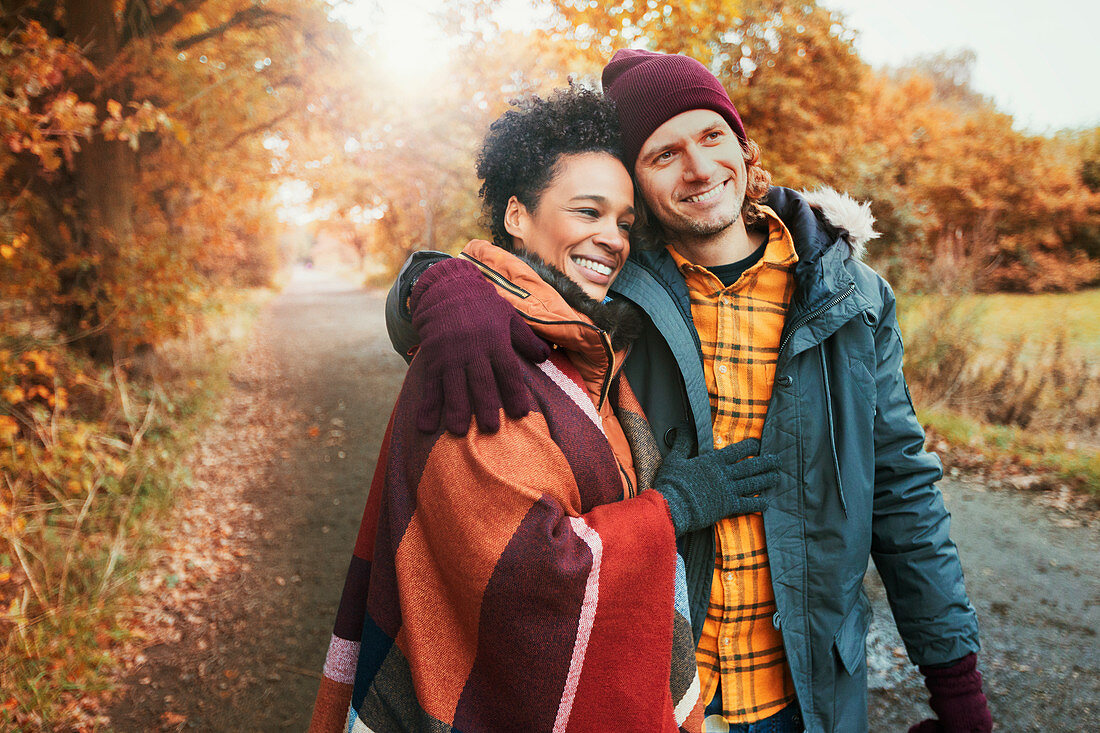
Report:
667,207,799,723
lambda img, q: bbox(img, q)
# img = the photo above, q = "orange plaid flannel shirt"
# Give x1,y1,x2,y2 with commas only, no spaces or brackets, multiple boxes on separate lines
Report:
667,206,798,723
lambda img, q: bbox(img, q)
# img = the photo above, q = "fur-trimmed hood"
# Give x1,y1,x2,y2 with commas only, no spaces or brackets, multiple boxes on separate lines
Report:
798,187,879,262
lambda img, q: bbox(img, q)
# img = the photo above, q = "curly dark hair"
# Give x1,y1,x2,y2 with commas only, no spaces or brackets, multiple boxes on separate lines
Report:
477,85,624,249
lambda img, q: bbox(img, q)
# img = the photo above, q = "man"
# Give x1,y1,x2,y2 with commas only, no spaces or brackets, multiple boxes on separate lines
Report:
385,50,991,733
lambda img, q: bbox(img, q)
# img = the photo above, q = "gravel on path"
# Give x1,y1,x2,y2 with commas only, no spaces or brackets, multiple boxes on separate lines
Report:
866,477,1099,732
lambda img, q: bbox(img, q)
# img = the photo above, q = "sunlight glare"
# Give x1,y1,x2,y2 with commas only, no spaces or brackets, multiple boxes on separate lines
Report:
336,1,453,92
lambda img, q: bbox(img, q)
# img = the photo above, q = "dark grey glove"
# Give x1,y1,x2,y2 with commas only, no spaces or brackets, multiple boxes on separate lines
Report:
654,433,779,536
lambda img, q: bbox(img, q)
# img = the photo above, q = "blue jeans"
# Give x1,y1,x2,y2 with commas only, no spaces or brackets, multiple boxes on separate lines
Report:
703,689,803,733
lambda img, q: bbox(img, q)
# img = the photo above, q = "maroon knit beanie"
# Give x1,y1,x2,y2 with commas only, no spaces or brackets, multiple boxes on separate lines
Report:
602,49,747,170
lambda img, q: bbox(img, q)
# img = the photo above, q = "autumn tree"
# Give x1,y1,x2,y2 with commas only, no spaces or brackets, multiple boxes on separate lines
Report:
1056,125,1100,263
300,19,596,273
527,0,869,187
1,0,360,358
847,56,1100,291
1,6,383,724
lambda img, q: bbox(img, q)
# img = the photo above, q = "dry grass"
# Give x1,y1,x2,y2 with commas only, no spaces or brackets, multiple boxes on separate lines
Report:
897,290,1100,495
0,288,270,730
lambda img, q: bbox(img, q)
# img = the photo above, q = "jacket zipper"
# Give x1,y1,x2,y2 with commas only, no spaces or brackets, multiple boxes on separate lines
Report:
524,315,616,410
771,279,854,729
776,282,856,361
458,252,531,299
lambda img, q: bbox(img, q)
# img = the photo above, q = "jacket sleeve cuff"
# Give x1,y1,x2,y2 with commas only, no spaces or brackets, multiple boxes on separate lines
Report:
409,256,483,314
398,250,452,318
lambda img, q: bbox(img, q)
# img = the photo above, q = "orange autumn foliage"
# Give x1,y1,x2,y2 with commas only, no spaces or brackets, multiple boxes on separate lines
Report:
1,1,361,359
0,4,369,727
846,67,1100,291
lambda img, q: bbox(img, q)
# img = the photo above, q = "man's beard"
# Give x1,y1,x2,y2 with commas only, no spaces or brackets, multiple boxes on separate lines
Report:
664,179,747,241
668,207,741,240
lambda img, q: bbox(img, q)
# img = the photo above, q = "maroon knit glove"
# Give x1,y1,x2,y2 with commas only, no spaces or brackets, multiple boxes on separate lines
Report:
409,257,549,435
908,653,992,733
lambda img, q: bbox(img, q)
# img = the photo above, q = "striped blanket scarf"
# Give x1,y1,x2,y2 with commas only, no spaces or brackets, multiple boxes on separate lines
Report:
309,241,703,732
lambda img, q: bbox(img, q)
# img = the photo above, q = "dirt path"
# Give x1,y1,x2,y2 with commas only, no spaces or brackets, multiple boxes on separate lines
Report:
107,268,408,730
106,267,1099,731
866,478,1099,731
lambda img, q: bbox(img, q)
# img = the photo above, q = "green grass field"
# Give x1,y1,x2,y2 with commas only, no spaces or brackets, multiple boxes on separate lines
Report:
893,288,1099,496
896,289,1100,358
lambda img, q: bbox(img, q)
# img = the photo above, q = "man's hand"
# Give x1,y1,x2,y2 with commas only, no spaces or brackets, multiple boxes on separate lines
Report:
908,653,992,733
653,433,779,536
410,257,549,435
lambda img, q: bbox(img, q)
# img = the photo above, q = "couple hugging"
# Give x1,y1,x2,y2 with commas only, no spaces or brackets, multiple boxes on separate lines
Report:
309,49,992,733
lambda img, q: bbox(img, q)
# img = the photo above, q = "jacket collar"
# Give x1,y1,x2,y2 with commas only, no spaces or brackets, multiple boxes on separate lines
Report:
460,240,624,409
765,187,854,310
761,188,876,358
628,187,875,299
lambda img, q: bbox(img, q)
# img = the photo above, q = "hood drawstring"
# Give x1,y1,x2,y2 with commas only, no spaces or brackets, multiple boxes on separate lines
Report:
819,344,847,517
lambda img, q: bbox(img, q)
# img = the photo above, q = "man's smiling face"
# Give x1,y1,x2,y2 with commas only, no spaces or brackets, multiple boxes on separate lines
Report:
633,109,747,243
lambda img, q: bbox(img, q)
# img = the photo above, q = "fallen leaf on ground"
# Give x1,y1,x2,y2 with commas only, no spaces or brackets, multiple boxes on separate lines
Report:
161,711,186,725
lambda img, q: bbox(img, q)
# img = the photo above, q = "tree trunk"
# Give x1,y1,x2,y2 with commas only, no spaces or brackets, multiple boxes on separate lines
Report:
63,0,138,360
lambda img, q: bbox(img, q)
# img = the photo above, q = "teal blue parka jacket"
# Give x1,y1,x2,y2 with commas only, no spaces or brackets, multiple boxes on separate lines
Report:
385,187,981,732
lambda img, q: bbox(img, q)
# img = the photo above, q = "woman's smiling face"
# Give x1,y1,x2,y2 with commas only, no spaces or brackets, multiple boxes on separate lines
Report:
505,152,635,301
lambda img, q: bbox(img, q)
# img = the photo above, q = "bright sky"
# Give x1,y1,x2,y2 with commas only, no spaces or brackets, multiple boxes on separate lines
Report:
823,0,1100,133
339,0,1100,134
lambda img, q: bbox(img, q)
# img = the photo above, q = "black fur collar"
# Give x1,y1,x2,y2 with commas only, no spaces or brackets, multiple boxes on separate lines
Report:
509,247,644,352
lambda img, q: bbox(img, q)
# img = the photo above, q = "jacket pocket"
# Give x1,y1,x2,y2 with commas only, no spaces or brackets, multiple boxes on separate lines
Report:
847,356,876,411
833,590,873,676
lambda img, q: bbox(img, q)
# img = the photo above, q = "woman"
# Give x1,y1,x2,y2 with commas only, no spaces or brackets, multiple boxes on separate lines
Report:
309,87,774,733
